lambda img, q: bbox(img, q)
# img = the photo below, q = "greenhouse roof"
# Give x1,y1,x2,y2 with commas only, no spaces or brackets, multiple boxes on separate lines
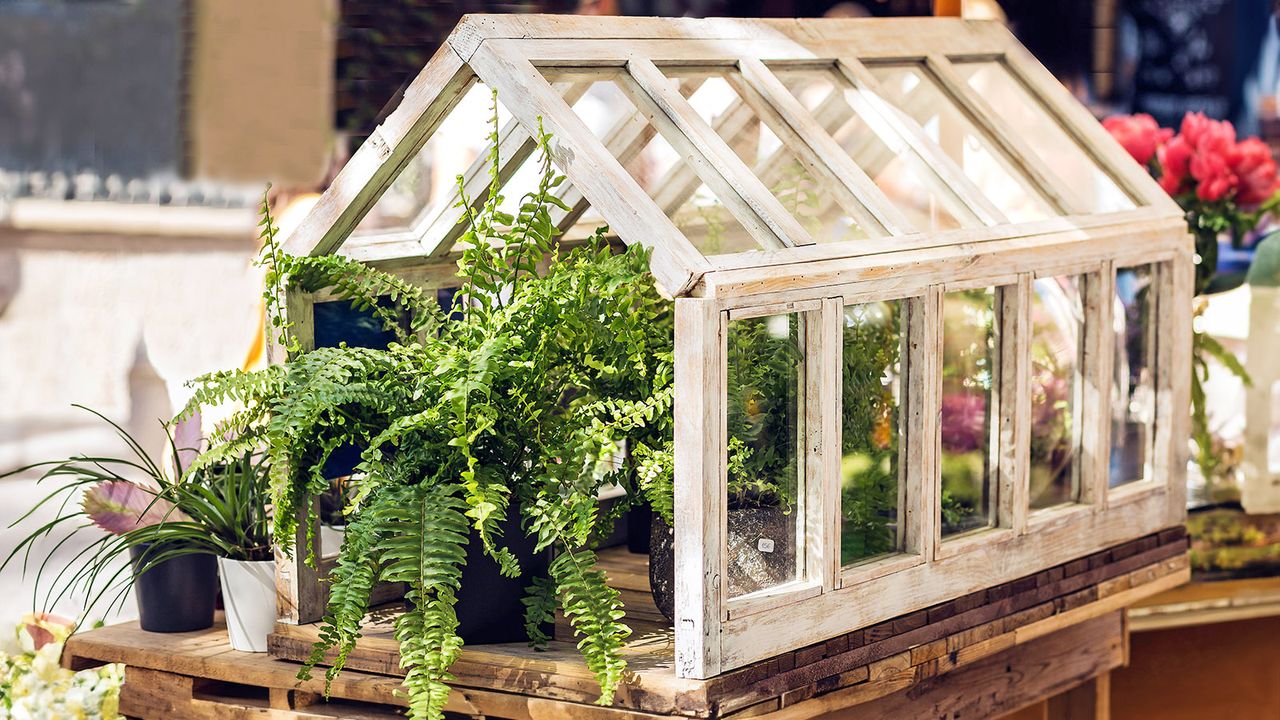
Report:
283,15,1181,299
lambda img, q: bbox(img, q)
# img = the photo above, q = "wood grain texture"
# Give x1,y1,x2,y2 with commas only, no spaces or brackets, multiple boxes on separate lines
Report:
252,533,1187,719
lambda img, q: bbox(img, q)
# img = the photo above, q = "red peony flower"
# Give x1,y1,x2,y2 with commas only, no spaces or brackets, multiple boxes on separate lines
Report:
1231,137,1280,205
1158,134,1192,195
1103,113,1173,165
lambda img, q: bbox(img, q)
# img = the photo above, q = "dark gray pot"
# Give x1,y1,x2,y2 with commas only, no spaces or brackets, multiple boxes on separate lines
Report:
129,544,217,633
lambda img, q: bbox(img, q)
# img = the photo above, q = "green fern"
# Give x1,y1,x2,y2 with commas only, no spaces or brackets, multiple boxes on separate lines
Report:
550,548,630,705
188,105,678,717
380,483,469,720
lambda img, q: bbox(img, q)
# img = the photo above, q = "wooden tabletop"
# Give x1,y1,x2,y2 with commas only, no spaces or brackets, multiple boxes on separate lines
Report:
1128,575,1280,631
63,533,1188,719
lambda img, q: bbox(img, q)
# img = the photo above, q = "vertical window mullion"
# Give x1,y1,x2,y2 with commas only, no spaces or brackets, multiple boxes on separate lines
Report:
996,276,1031,533
1080,265,1115,508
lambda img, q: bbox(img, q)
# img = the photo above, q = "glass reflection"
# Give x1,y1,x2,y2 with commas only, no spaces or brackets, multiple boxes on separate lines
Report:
941,288,998,537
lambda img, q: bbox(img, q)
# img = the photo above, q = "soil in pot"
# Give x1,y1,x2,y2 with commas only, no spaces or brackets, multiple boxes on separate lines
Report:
129,544,217,633
649,506,797,623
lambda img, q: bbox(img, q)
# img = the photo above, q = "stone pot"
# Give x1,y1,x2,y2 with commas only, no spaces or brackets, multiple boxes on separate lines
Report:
649,506,797,623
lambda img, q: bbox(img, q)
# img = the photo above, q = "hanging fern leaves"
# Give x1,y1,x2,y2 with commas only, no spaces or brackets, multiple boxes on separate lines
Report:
282,253,445,342
188,100,682,715
299,496,383,688
379,482,470,720
550,547,630,705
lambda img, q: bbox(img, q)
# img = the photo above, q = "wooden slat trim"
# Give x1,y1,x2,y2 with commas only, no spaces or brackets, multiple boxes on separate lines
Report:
553,76,706,235
416,81,592,258
464,41,710,296
626,57,816,249
817,298,844,590
697,218,1187,300
734,58,910,236
283,44,475,258
1154,249,1194,525
651,97,757,217
704,206,1180,274
1080,265,1115,508
923,53,1089,216
1000,275,1032,535
918,288,943,562
718,489,1175,670
835,57,1008,227
673,298,725,679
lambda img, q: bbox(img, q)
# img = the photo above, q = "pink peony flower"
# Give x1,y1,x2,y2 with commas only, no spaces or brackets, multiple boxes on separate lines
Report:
1231,137,1280,205
1103,113,1173,165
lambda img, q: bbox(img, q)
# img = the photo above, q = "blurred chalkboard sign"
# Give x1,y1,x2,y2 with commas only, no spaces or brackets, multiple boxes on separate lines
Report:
0,1,186,179
1127,0,1270,127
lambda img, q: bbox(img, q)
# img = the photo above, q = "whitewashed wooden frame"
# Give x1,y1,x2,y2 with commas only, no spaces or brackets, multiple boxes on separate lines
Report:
275,14,1193,673
676,239,1191,678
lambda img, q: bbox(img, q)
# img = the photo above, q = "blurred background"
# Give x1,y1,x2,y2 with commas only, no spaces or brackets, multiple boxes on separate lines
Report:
1,0,1278,714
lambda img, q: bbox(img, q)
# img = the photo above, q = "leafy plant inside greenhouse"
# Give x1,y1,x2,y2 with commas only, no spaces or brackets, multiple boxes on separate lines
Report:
184,101,678,720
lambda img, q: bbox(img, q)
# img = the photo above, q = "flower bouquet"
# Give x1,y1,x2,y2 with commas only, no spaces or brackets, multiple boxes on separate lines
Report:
1104,112,1280,482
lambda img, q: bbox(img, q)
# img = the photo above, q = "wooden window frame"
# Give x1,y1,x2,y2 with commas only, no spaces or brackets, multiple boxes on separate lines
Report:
673,245,1192,679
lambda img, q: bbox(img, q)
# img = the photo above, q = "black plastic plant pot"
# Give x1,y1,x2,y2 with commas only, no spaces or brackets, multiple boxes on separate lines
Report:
129,544,218,633
455,506,551,645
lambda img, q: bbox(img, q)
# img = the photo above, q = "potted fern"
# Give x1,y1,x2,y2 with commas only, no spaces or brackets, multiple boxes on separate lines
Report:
185,107,674,719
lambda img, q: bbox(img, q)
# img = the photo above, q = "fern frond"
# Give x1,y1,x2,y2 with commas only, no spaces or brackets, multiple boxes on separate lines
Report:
299,496,382,689
380,483,470,720
550,547,630,705
283,253,445,342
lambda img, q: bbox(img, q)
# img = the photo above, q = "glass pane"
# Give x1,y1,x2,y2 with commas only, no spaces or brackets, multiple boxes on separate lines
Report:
841,301,902,567
775,67,974,233
867,63,1055,224
1029,276,1084,510
1111,265,1157,487
354,81,588,253
941,288,998,537
954,61,1138,214
548,72,761,256
726,312,804,597
355,82,504,235
668,70,871,245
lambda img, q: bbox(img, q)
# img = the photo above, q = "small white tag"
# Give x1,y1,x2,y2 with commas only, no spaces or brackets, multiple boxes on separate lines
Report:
757,538,775,553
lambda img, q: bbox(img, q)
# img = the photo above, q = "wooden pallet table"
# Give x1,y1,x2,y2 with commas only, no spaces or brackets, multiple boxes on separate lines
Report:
63,530,1189,719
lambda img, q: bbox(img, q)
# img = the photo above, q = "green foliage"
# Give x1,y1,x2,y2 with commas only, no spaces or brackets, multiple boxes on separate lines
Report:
1192,322,1252,482
838,303,900,561
0,408,273,625
549,549,629,705
725,316,802,510
187,106,674,719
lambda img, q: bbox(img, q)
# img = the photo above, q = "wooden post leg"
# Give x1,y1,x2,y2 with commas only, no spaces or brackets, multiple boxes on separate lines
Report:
1047,673,1111,720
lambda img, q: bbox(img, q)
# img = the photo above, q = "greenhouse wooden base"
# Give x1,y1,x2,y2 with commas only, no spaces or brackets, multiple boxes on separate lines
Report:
263,529,1186,718
63,613,1125,720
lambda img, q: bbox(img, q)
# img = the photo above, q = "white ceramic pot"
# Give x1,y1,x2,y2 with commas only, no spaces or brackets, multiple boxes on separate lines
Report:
217,557,276,652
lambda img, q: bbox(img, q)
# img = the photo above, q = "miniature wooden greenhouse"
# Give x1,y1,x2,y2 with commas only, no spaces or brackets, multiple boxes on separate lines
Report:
274,13,1193,689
